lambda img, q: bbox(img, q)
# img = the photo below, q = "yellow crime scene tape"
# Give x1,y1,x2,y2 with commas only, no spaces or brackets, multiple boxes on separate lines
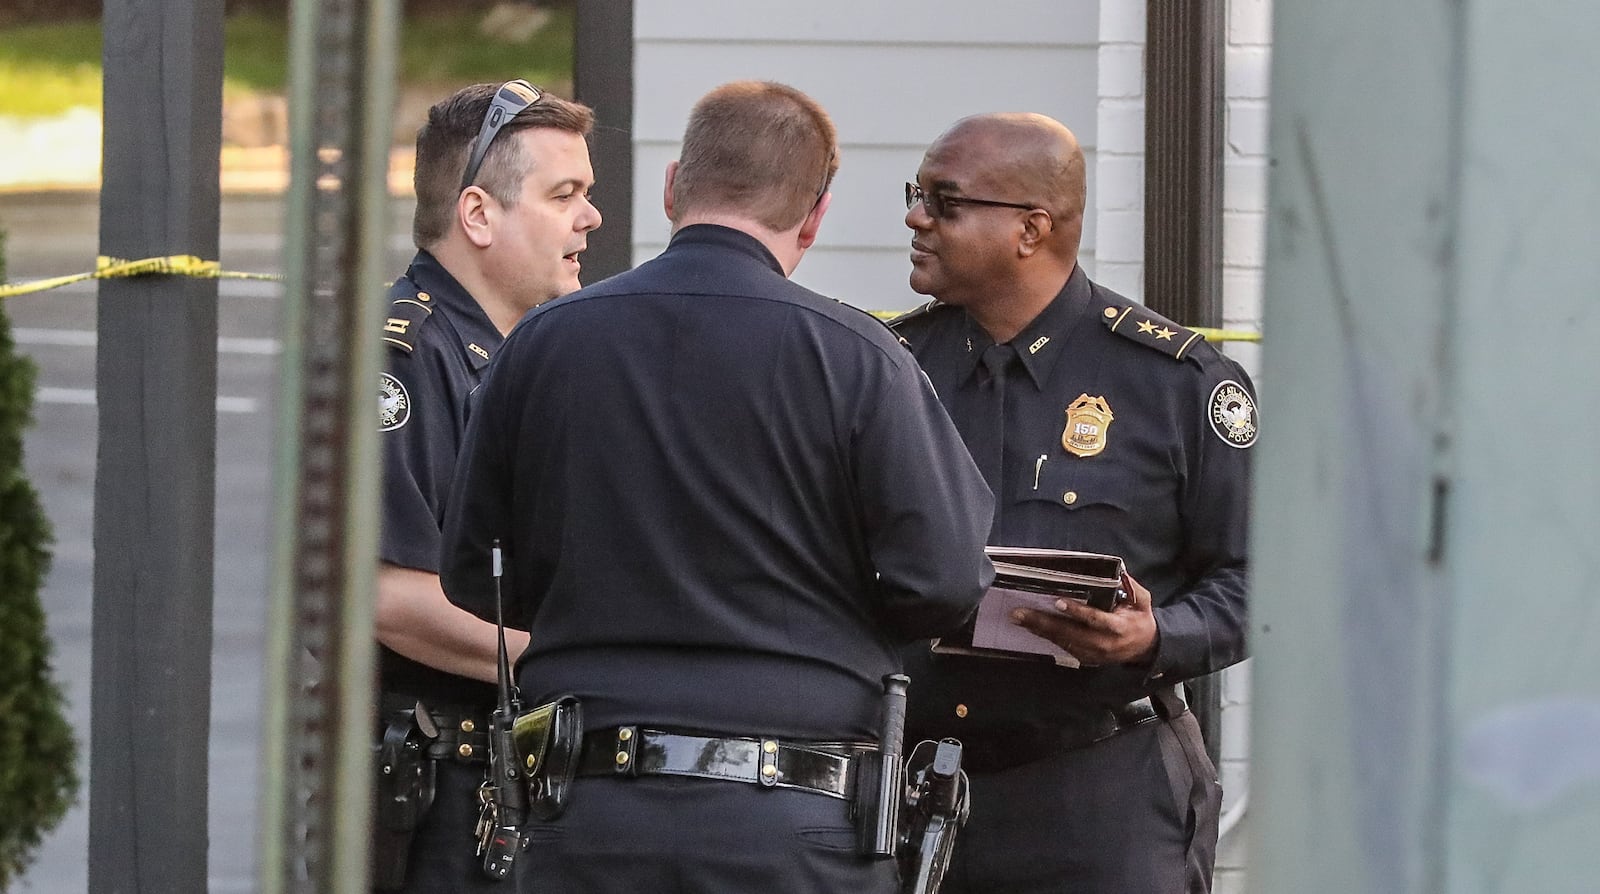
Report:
864,310,1259,343
0,254,283,300
1,259,1261,344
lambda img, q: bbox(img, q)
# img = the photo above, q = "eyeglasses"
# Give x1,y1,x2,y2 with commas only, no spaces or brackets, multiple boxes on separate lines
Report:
814,149,836,206
905,182,1037,219
460,79,544,191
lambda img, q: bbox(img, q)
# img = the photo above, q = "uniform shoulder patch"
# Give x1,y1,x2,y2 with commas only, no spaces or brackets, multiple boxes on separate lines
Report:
1101,303,1206,362
381,290,436,353
1208,379,1258,448
379,371,411,431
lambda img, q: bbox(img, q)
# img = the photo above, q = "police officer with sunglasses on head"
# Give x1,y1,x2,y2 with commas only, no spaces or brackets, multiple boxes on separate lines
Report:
373,80,601,891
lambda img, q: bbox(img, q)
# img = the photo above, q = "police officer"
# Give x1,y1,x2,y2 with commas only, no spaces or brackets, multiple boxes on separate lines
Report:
439,81,994,893
891,113,1255,893
375,81,601,891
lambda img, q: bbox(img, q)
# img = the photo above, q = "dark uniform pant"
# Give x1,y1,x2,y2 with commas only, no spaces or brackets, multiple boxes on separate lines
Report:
517,776,899,893
387,759,504,893
942,712,1221,894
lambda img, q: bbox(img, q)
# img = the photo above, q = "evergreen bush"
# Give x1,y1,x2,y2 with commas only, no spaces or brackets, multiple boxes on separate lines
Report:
0,230,75,890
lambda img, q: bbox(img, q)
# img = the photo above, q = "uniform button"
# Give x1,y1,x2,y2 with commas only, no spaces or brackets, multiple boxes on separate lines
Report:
618,728,633,741
955,704,968,718
762,740,778,755
525,755,537,770
458,743,474,759
459,719,475,733
615,751,630,766
1103,307,1118,318
1063,491,1078,505
761,764,778,779
416,291,431,302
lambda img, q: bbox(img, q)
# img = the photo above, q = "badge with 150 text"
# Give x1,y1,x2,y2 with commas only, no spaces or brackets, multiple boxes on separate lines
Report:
379,372,410,431
1208,380,1257,448
1062,393,1114,457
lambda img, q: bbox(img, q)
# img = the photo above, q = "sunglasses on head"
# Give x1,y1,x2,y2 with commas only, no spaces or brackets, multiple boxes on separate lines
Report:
904,182,1037,219
460,79,544,191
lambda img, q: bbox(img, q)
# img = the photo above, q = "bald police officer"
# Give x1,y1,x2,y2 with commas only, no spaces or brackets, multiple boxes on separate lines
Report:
892,113,1255,893
374,81,601,891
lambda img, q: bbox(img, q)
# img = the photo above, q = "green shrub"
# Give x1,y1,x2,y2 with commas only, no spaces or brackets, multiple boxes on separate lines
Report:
0,230,75,891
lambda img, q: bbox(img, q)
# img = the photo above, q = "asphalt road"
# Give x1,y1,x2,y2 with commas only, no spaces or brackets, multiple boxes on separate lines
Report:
2,189,417,893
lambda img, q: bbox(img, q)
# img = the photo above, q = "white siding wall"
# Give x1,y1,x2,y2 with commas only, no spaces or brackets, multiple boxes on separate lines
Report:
632,0,1102,313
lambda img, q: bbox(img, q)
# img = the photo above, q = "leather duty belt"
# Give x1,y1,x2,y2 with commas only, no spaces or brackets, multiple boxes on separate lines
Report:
958,685,1189,774
575,727,873,800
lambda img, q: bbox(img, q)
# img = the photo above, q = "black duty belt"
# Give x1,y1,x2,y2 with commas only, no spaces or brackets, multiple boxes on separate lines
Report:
959,686,1189,774
378,695,493,765
575,727,874,800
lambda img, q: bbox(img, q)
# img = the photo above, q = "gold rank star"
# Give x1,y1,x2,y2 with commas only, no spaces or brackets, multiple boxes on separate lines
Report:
1155,326,1176,340
1137,319,1158,334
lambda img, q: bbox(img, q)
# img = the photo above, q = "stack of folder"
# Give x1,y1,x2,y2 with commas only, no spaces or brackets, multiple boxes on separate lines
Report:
934,547,1126,667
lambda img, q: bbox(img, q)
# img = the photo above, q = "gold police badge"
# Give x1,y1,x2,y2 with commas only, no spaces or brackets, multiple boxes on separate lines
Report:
1062,394,1114,457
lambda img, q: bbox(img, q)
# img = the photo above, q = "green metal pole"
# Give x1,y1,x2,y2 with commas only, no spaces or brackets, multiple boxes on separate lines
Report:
259,0,397,890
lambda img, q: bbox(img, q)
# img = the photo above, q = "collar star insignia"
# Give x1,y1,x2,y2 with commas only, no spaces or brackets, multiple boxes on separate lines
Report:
1137,319,1158,334
1154,326,1177,341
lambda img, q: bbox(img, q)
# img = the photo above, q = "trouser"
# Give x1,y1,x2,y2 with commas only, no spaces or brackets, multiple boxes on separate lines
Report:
381,759,508,893
515,775,900,893
942,711,1221,894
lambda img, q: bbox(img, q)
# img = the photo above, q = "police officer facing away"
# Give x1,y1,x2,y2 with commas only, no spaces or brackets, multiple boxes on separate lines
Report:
439,81,994,893
375,82,601,890
892,114,1256,893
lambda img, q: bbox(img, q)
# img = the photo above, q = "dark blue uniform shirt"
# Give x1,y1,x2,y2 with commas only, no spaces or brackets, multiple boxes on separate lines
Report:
891,265,1255,740
379,250,504,711
440,224,994,742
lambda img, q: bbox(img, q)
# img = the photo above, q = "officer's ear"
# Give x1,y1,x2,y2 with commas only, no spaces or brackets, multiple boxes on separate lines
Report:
797,191,830,250
1016,208,1054,258
662,161,679,222
459,186,494,249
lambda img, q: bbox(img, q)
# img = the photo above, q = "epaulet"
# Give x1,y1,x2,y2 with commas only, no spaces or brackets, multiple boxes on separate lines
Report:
1100,302,1206,362
885,299,945,331
381,290,437,353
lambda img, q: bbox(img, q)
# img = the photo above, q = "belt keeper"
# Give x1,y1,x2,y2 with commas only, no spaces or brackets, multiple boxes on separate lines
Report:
614,726,638,776
758,739,780,787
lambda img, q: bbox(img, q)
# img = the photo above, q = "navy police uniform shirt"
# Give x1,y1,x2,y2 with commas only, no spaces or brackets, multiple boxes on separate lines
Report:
891,265,1255,741
379,250,503,711
440,224,994,742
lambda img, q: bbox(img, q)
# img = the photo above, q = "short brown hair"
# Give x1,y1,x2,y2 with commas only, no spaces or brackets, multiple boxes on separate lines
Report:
670,81,839,232
412,83,595,249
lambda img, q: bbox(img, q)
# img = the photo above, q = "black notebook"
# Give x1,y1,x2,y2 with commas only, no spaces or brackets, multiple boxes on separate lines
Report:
932,547,1127,667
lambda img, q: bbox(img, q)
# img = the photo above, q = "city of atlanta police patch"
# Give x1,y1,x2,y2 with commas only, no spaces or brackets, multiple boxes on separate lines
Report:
379,372,410,431
1208,380,1257,448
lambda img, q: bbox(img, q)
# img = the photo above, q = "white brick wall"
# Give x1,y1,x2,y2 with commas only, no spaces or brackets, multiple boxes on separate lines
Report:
1090,3,1274,892
1093,0,1147,298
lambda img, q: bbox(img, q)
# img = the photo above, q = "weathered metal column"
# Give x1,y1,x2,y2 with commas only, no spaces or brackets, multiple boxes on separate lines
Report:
258,0,396,890
575,0,635,280
1143,0,1223,327
1252,1,1600,891
1145,0,1226,764
90,1,222,890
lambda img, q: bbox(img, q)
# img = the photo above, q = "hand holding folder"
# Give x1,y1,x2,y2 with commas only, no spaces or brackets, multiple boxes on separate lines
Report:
934,547,1127,667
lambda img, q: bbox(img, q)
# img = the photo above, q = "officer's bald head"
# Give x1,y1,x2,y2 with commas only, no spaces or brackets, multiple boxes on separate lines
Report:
930,113,1086,242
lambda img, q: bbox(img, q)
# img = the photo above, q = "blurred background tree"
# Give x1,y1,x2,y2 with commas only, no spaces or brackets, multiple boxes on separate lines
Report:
0,0,576,126
0,230,74,891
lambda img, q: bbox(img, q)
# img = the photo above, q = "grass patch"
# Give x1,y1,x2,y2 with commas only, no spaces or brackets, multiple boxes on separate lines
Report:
0,20,101,116
0,7,574,118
